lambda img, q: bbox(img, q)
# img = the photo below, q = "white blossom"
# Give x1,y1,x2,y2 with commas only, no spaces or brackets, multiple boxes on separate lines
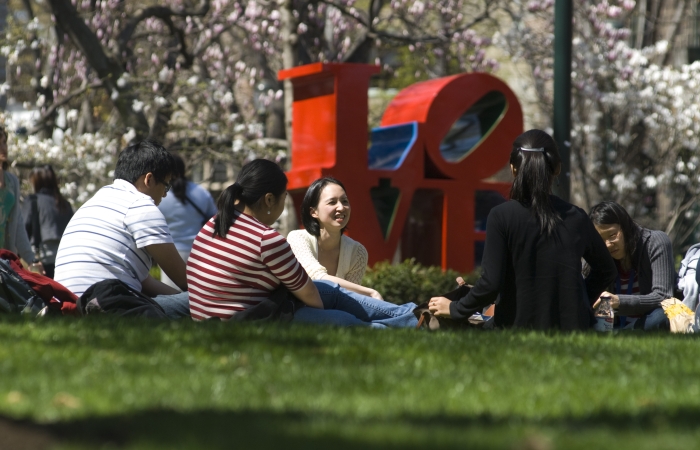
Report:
643,175,658,189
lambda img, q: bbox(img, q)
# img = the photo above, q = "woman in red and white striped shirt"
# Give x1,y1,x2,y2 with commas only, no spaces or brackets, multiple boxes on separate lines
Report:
187,159,417,328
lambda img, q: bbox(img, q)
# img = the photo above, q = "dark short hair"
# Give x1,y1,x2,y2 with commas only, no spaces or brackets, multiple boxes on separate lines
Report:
113,139,176,184
589,201,642,264
301,177,348,237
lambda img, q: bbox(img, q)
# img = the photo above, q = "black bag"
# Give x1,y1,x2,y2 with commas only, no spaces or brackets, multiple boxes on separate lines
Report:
413,284,476,331
78,279,168,319
228,285,305,323
0,258,46,315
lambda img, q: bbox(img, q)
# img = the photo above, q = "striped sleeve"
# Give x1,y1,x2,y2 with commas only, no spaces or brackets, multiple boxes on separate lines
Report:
124,197,174,248
261,229,309,291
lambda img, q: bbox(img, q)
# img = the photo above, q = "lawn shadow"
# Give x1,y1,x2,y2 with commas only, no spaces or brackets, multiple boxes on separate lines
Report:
4,403,700,450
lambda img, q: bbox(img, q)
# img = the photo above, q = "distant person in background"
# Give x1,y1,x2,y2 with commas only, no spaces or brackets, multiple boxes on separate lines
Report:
22,165,74,278
158,154,216,289
589,201,674,331
288,177,382,299
0,126,45,274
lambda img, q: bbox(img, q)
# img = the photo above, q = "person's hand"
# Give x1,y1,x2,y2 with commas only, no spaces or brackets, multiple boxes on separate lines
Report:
428,296,452,317
28,261,46,275
368,289,383,300
593,291,619,309
456,276,466,286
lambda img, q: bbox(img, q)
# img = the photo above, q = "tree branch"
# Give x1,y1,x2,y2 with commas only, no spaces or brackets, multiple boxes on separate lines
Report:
318,0,492,44
47,0,150,136
117,1,210,57
28,80,104,135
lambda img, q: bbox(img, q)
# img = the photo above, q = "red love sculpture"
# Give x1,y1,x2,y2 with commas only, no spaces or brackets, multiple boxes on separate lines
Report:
279,63,523,273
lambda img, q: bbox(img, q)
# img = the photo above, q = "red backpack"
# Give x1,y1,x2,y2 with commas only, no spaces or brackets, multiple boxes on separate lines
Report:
0,250,78,316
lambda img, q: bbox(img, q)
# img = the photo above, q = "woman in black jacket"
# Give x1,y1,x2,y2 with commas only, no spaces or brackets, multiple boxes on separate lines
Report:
429,129,617,330
589,201,674,330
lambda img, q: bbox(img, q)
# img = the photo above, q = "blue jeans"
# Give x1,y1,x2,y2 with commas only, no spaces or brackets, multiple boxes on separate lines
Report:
152,291,190,319
292,280,418,329
634,307,670,331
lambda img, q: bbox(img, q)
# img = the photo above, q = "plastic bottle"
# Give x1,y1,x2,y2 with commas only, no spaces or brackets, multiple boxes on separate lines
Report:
594,296,614,332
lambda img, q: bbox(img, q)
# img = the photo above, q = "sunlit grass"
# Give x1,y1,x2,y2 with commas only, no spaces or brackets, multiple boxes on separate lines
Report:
1,316,699,449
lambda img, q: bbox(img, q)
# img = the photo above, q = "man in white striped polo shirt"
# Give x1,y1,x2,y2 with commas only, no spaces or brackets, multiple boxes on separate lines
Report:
54,140,190,318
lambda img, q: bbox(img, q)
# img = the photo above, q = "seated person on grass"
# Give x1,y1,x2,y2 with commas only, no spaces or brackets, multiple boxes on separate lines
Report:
187,159,417,328
589,201,675,331
54,140,190,319
428,129,616,330
287,177,383,300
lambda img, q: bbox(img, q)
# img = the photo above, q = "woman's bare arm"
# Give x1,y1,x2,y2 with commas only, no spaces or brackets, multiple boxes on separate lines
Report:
290,279,324,309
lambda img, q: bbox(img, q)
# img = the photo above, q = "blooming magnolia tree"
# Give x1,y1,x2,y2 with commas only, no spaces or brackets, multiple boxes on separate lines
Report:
2,0,502,183
2,117,121,208
500,0,700,248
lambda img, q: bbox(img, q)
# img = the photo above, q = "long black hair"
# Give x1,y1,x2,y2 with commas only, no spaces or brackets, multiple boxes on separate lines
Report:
589,201,641,264
213,159,287,238
301,177,348,236
170,154,188,204
509,129,562,235
30,164,71,213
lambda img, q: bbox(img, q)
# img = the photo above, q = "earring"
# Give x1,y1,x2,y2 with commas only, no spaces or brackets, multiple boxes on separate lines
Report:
267,210,271,215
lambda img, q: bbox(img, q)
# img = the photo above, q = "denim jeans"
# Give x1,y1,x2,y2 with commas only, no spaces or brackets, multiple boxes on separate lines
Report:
292,280,418,329
152,291,190,319
634,307,670,331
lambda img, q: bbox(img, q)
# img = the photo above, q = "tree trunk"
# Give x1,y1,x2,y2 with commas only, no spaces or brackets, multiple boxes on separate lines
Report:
47,0,150,137
77,94,94,134
661,0,691,65
280,0,299,143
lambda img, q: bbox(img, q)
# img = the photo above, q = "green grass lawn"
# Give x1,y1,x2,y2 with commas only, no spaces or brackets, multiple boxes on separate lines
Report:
1,316,700,449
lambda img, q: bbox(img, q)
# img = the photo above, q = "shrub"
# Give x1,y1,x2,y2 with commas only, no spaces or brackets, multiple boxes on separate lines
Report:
361,259,481,305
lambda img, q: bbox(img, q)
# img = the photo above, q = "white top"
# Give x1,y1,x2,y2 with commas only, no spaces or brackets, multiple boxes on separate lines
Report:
158,181,217,253
54,179,174,297
679,243,700,313
287,229,368,284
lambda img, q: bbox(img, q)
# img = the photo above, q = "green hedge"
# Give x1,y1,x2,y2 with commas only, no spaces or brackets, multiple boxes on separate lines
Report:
361,259,481,305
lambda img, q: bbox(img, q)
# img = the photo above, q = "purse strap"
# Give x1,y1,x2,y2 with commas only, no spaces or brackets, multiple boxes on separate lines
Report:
184,194,209,222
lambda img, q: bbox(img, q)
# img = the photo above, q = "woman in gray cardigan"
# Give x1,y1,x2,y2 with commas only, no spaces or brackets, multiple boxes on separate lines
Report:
589,201,674,330
0,127,44,274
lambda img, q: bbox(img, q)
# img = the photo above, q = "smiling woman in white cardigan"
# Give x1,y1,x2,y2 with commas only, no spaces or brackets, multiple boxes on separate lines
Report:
287,177,382,299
